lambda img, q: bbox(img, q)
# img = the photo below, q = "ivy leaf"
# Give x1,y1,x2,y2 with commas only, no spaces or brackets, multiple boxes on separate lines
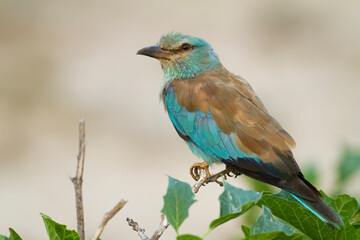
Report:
208,183,262,231
40,213,80,240
176,234,202,240
161,176,196,234
251,205,299,236
258,191,358,240
8,229,22,240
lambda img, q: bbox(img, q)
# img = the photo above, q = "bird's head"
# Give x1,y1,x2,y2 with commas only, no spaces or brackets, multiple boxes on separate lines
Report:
137,32,221,80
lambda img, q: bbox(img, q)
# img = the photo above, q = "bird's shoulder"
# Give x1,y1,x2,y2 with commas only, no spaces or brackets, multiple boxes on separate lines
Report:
163,66,267,113
205,66,268,113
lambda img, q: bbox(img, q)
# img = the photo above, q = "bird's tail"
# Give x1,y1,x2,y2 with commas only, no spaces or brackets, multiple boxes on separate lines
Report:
282,176,343,228
290,193,343,228
221,159,343,227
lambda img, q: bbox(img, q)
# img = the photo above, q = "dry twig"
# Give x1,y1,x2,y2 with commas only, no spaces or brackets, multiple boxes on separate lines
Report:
127,215,169,240
69,119,127,239
71,119,86,240
150,215,169,240
92,199,128,240
127,218,149,240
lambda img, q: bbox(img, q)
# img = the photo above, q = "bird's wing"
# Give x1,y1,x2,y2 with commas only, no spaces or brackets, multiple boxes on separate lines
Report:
164,83,258,162
163,73,300,179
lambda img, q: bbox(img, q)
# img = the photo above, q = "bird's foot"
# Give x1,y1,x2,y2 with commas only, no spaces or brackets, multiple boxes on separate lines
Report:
191,163,240,193
225,167,242,178
190,161,211,181
206,168,233,186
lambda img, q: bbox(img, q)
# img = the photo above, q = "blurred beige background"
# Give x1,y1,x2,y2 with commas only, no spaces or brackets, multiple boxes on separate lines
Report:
1,0,360,239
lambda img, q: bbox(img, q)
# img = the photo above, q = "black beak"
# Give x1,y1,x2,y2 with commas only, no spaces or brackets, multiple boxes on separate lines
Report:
137,45,171,60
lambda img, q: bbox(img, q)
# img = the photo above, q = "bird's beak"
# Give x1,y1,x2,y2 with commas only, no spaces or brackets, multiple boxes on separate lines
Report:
137,45,171,60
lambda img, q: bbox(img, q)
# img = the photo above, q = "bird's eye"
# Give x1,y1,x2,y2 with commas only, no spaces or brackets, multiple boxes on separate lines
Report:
181,43,192,51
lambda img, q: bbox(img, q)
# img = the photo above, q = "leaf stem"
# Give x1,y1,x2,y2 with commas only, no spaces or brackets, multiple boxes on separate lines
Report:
200,228,212,239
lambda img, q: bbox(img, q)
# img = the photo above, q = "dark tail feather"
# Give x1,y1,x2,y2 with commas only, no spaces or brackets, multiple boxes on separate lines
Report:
282,175,343,228
290,193,343,228
221,159,343,227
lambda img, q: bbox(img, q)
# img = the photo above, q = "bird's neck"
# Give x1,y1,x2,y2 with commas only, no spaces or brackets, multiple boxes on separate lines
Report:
161,56,222,82
163,62,221,82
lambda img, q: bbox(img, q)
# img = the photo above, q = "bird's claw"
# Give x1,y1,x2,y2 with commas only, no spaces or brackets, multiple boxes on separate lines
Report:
205,167,235,186
226,169,242,178
207,174,225,186
190,162,211,181
190,163,237,186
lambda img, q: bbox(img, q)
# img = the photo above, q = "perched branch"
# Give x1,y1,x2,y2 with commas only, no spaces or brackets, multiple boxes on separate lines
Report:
93,199,128,240
127,215,169,240
71,119,86,240
150,215,169,240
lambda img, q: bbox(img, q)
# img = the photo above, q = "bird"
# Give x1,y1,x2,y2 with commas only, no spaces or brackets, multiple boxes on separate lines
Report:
137,32,343,228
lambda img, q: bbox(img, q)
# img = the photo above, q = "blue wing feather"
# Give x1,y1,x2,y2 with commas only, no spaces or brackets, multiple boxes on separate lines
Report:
164,86,259,165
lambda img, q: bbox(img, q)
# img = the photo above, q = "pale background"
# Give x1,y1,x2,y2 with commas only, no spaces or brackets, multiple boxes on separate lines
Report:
1,0,360,239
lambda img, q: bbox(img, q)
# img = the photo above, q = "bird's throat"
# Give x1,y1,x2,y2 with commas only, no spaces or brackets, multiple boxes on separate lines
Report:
161,59,221,82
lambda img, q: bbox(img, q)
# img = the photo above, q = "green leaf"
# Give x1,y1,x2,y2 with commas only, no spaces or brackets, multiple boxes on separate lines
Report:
0,234,9,240
320,191,360,222
258,191,358,240
209,212,246,232
161,176,196,234
176,234,202,240
208,183,262,231
244,231,308,240
251,205,299,236
40,213,80,240
335,221,359,240
337,145,360,185
8,229,22,240
242,225,251,237
64,230,80,240
219,183,262,217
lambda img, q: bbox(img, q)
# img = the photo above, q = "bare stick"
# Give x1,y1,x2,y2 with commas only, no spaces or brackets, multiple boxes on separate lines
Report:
150,215,169,240
92,199,128,240
71,119,86,240
127,215,169,240
127,218,150,240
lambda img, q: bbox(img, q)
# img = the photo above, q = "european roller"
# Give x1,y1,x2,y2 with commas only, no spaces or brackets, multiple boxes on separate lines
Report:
137,32,342,228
